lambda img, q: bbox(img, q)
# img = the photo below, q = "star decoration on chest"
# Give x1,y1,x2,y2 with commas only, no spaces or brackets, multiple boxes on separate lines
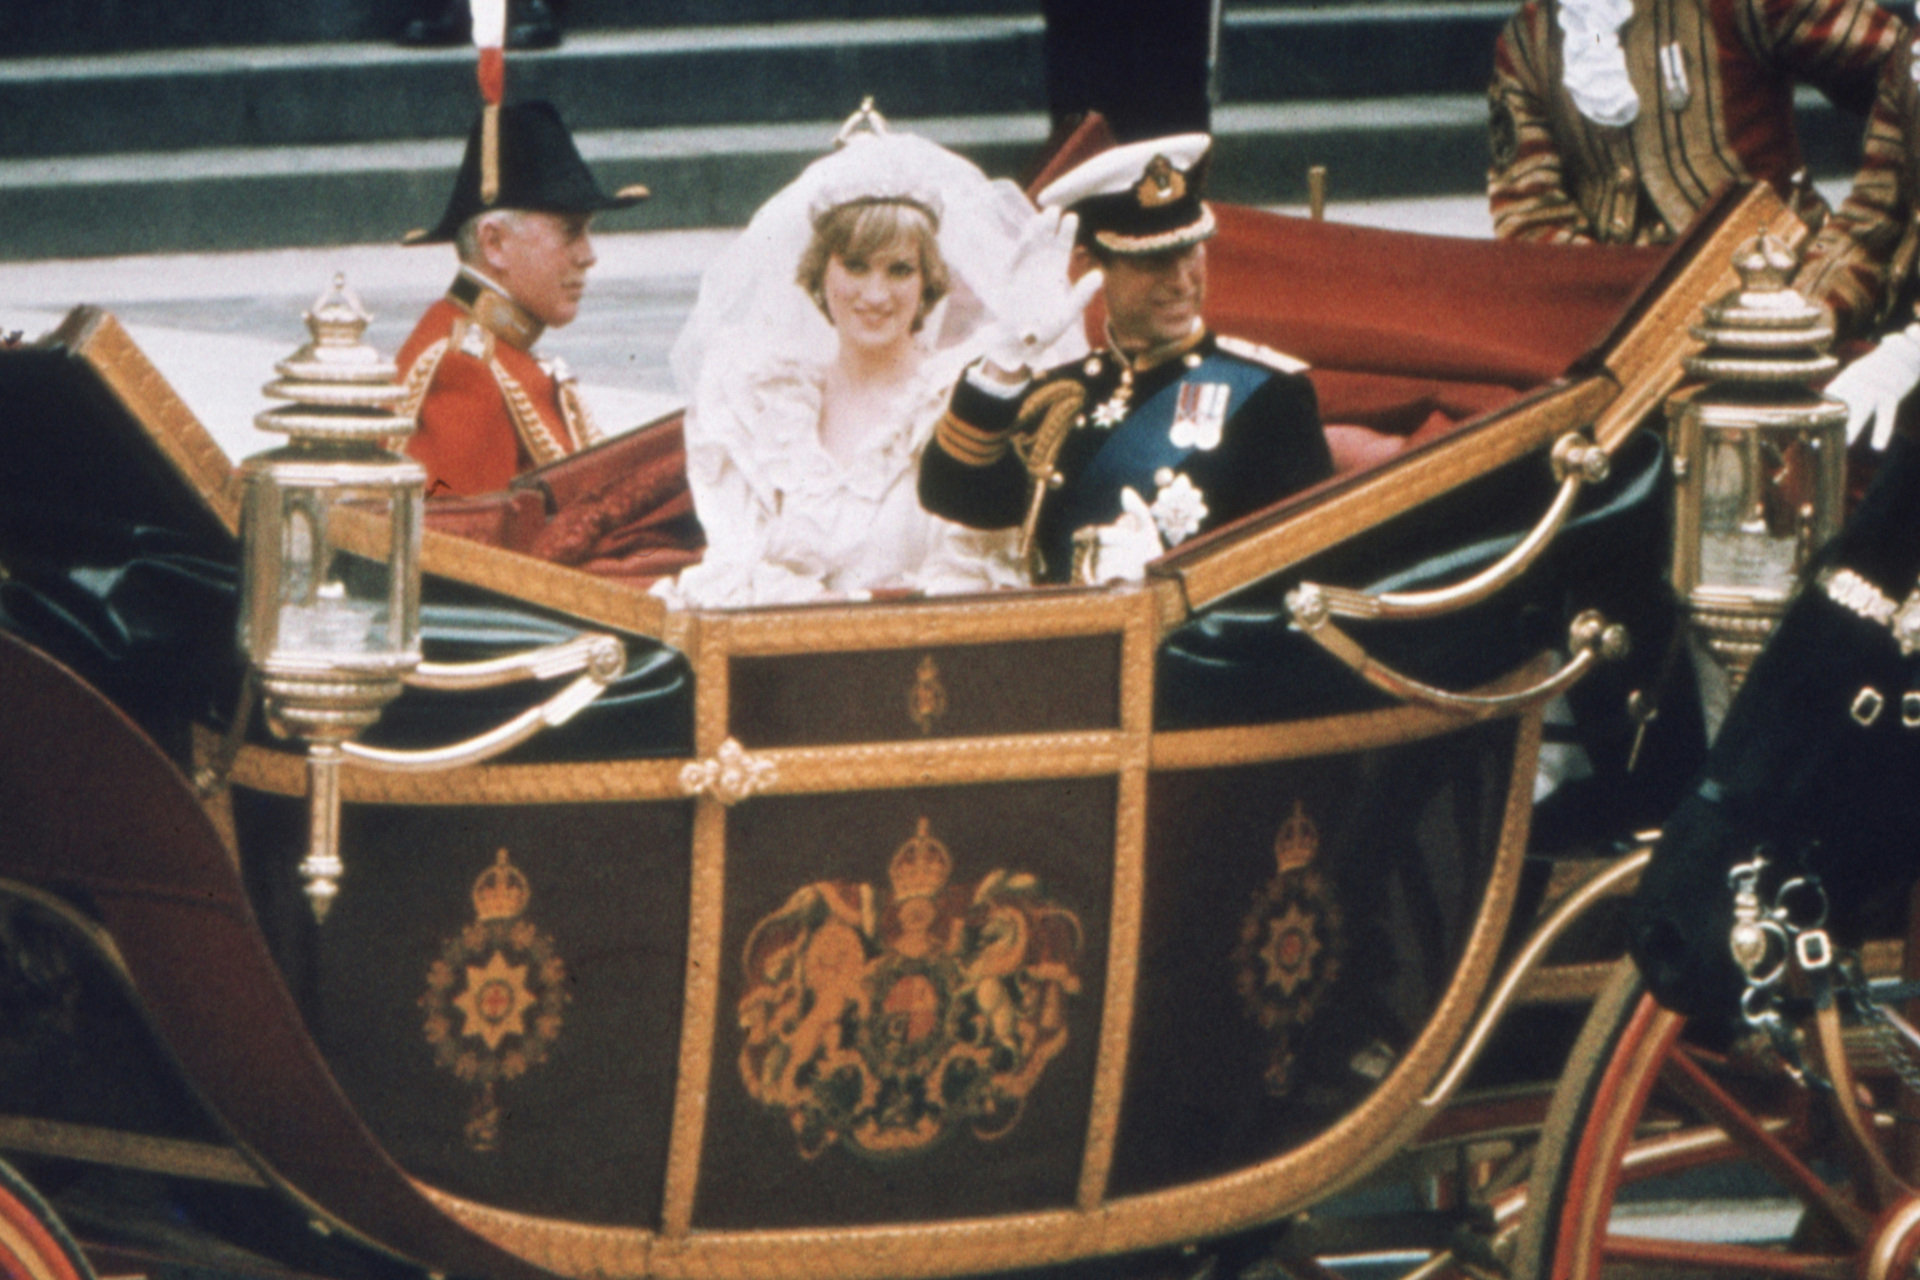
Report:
1148,469,1209,546
1090,393,1130,428
1086,360,1136,429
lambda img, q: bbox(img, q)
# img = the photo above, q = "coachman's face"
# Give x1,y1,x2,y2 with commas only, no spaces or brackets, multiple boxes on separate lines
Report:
484,211,597,329
1101,242,1208,353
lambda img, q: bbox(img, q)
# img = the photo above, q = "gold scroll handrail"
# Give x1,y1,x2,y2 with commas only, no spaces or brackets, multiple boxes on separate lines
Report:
336,632,626,773
1293,432,1610,624
1284,599,1629,718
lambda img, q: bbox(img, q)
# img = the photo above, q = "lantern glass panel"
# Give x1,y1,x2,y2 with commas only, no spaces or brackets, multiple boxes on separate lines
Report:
238,453,423,670
1695,426,1803,597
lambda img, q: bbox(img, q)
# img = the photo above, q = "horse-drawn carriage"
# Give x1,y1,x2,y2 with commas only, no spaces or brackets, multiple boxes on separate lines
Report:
0,164,1889,1280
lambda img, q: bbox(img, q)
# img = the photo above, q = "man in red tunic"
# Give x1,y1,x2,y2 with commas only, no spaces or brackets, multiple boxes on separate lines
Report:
398,100,647,497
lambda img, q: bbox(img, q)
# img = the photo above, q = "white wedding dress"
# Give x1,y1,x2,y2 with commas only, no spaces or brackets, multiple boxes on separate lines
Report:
657,126,1083,608
669,345,1023,606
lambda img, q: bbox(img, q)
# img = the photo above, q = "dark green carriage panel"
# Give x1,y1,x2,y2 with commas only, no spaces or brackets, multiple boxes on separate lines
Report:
694,780,1113,1230
234,788,693,1228
1109,718,1520,1196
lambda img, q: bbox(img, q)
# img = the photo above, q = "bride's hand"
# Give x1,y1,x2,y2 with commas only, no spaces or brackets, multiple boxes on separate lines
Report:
979,212,1104,382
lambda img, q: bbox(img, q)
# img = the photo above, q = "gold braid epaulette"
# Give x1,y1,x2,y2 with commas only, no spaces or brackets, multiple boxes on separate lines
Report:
399,337,451,422
1010,379,1087,575
492,358,571,468
559,378,603,449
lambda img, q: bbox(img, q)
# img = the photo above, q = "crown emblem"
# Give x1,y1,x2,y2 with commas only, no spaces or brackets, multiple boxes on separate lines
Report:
1274,801,1319,874
472,848,532,921
1135,154,1186,208
889,817,954,900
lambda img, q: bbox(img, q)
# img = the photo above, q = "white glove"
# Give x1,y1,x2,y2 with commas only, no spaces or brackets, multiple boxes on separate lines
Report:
1072,487,1165,584
979,212,1104,381
1826,323,1920,451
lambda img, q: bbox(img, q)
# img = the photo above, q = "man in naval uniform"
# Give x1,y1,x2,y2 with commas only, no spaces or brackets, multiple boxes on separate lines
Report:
1486,0,1898,248
918,135,1332,585
397,100,647,497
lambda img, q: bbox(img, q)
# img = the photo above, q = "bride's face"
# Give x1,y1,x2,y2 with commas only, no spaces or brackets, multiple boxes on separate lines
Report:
822,238,923,353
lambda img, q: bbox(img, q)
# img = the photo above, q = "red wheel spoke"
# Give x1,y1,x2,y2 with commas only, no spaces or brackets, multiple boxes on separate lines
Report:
1601,1234,1850,1279
1659,1047,1871,1244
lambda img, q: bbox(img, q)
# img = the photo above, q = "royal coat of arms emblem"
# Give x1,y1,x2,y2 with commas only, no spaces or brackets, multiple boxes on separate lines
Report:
738,817,1084,1159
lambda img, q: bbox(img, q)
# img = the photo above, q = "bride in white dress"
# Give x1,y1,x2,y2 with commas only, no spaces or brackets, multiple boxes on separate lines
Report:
659,111,1084,607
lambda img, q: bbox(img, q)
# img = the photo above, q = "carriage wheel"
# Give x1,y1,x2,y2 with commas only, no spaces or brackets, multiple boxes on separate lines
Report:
1513,957,1920,1280
0,1161,92,1280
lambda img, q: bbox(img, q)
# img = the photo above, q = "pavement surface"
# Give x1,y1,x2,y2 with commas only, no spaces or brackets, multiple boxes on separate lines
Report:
0,194,1500,464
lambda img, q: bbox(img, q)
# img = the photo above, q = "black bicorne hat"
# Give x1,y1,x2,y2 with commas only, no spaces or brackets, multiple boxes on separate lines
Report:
1035,133,1215,255
406,100,649,245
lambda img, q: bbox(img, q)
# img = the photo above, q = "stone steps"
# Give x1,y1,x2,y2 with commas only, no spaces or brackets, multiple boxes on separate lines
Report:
0,5,1878,259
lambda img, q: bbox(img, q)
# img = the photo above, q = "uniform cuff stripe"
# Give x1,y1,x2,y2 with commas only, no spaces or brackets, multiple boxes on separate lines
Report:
935,412,1010,467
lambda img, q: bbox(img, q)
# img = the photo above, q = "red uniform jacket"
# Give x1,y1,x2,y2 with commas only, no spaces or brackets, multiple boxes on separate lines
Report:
396,283,600,497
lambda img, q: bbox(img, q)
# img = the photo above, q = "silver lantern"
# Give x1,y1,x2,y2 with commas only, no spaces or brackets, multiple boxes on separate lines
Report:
1669,234,1847,691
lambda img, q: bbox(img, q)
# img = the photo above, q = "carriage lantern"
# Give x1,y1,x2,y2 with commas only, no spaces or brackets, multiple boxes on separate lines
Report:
234,277,625,924
236,275,424,919
1668,233,1847,688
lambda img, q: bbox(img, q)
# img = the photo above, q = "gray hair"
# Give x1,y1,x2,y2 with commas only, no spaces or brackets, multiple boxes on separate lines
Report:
454,207,526,265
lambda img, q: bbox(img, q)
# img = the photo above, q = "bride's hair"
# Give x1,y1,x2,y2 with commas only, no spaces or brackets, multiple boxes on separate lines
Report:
796,200,951,332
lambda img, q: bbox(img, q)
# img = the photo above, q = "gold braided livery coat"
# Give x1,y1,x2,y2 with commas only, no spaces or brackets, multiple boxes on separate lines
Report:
1798,37,1920,336
1488,0,1899,245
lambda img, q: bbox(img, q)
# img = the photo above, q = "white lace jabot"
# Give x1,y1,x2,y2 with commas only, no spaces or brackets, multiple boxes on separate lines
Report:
1559,0,1641,126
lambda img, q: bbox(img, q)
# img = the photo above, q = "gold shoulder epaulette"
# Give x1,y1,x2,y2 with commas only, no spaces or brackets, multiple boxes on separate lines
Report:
1216,334,1309,373
450,316,496,361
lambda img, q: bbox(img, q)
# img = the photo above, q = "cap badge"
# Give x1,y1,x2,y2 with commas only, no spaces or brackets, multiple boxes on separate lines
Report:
1136,154,1187,208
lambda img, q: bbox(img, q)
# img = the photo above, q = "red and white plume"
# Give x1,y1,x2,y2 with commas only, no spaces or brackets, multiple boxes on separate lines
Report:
473,0,507,202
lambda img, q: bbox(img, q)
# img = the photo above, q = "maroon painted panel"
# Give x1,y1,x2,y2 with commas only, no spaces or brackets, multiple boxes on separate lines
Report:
0,631,551,1280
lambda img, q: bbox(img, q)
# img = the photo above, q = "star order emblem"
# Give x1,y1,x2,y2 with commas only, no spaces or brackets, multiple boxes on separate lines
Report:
1258,902,1323,999
1231,801,1344,1096
1148,471,1209,546
1090,394,1129,428
453,951,539,1052
421,849,569,1151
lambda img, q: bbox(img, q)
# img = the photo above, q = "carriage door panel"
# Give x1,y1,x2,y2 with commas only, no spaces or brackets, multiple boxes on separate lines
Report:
231,783,693,1229
691,779,1114,1229
1110,717,1521,1196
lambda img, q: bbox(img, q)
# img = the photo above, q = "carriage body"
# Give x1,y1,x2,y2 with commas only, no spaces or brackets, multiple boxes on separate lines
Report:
0,185,1795,1279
